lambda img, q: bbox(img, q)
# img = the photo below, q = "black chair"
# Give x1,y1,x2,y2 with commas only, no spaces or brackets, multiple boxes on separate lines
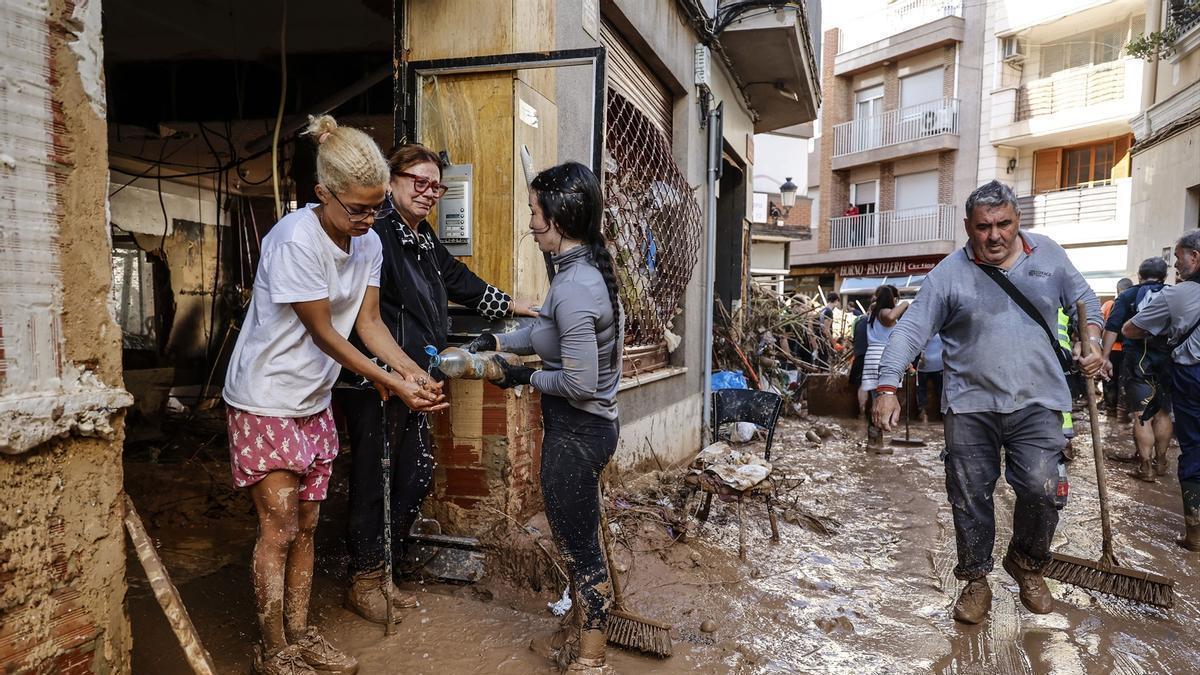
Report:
691,389,784,559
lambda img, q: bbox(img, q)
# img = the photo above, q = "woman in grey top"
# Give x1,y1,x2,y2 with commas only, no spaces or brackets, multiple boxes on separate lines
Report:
465,162,622,671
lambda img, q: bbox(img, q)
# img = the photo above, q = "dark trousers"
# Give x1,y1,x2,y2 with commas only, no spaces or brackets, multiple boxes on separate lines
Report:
540,395,619,631
916,370,943,411
336,388,435,576
1104,351,1124,409
1172,363,1200,522
942,405,1067,580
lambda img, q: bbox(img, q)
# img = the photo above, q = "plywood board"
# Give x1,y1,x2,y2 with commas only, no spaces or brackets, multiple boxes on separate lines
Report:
512,79,558,303
512,0,557,99
418,73,516,289
407,1,513,60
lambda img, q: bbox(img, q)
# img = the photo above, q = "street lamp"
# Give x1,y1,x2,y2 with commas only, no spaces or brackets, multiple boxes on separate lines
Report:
779,176,798,218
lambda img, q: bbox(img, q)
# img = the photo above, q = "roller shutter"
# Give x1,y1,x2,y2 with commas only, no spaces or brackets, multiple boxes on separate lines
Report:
601,21,672,136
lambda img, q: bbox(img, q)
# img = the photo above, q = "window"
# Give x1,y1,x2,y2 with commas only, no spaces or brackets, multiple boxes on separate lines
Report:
900,68,943,109
1033,135,1132,193
1039,21,1129,78
852,181,877,213
854,85,884,120
894,171,939,211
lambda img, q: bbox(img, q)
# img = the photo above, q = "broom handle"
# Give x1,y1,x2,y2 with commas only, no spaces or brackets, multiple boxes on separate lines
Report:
1076,302,1116,562
597,487,626,607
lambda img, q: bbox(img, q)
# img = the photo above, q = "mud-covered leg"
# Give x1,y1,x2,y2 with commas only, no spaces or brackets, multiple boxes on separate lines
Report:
284,501,320,639
249,471,302,654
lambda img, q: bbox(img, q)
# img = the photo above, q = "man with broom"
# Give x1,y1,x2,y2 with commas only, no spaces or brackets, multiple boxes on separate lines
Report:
873,180,1107,624
1123,230,1200,552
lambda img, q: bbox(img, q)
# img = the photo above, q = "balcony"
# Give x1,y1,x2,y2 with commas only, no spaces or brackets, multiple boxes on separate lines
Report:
838,0,963,54
991,60,1142,146
829,204,956,251
1017,179,1131,246
831,98,959,170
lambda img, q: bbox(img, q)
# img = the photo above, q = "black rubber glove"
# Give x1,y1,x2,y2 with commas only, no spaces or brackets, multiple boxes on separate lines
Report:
492,354,535,389
463,331,498,353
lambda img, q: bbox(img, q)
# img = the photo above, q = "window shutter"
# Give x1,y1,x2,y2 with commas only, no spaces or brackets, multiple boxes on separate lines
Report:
1112,134,1132,179
601,22,672,136
1033,149,1061,194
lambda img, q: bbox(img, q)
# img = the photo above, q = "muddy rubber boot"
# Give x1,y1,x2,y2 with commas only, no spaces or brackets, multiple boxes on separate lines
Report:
291,626,358,674
531,601,581,663
952,578,992,624
1002,555,1053,614
345,568,413,624
566,629,610,673
253,644,317,675
1177,482,1200,552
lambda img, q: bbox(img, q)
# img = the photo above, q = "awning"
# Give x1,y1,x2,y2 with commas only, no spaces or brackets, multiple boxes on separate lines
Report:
838,274,927,295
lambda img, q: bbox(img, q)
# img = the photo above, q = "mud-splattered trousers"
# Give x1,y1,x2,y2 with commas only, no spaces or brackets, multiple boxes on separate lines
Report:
336,389,434,575
1171,363,1200,525
540,395,619,631
942,405,1068,580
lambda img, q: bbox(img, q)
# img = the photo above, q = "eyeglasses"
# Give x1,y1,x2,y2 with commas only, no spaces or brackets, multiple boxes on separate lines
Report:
394,171,450,198
329,190,394,223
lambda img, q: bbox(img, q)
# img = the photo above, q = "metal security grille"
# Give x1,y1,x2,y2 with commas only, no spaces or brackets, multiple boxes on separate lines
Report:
603,90,702,348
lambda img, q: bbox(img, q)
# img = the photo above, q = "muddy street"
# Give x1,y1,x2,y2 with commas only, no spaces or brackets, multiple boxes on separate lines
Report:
127,413,1199,674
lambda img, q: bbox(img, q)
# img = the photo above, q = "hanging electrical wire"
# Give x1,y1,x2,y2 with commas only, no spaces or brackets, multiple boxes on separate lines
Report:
271,0,289,220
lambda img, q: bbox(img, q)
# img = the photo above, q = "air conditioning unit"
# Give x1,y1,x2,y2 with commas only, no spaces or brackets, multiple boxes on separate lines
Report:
920,108,956,135
1001,36,1026,62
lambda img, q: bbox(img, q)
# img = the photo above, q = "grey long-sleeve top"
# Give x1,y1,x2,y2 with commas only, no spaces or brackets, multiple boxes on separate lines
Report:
877,232,1101,414
499,245,622,419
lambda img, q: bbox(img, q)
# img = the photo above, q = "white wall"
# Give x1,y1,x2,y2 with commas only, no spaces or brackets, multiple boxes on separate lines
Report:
752,133,810,195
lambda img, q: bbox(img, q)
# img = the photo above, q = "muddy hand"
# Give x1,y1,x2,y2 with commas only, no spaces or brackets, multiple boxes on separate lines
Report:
873,394,902,432
511,297,540,317
403,368,444,395
387,374,448,412
1076,350,1109,380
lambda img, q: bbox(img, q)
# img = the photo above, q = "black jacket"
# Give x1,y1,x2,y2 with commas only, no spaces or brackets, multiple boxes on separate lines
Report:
340,215,513,386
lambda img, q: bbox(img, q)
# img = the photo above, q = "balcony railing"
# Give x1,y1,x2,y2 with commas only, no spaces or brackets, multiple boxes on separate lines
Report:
838,0,963,53
832,97,959,157
829,204,956,250
1015,60,1130,121
1017,182,1121,231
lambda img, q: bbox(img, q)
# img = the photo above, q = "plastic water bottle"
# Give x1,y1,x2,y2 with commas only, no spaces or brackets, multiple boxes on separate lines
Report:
425,346,523,381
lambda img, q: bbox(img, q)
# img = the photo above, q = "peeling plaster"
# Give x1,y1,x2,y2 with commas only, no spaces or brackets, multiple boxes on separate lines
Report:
66,0,106,118
0,365,132,454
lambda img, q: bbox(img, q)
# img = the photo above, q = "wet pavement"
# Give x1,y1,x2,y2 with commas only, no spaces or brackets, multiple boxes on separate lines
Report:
127,411,1199,673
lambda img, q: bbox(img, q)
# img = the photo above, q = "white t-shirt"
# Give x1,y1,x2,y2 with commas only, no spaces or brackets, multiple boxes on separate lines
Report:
223,205,382,417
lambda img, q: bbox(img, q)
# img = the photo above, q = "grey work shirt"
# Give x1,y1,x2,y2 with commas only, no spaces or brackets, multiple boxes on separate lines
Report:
877,232,1101,414
1130,279,1200,366
500,245,622,419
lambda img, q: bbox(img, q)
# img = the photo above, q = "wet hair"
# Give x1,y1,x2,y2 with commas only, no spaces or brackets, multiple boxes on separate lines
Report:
1137,257,1168,282
303,115,389,194
387,143,444,177
1116,277,1133,293
530,161,621,367
870,285,897,327
965,179,1021,221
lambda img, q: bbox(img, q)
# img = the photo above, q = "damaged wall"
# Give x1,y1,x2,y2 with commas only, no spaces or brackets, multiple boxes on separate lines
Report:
0,0,131,671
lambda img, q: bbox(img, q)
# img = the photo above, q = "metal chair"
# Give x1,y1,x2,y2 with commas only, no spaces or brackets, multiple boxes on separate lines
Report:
692,389,784,559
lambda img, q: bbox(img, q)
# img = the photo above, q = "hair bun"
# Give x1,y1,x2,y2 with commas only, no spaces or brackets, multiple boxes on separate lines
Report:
304,114,339,145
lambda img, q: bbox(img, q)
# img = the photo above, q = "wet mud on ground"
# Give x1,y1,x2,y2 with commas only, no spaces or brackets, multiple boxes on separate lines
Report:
126,411,1199,673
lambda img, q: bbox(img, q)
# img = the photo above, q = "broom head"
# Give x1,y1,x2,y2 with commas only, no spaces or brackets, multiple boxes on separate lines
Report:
1044,552,1175,609
606,608,672,658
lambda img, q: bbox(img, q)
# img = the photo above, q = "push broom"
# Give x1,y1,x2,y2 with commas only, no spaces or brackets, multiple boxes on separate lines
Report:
1043,302,1175,608
597,488,673,657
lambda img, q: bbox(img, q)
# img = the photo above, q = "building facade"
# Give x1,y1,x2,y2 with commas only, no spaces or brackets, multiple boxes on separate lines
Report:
795,0,986,299
1128,0,1200,268
979,0,1148,295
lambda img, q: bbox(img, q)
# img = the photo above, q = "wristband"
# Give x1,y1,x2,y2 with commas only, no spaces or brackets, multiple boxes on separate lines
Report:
876,385,897,395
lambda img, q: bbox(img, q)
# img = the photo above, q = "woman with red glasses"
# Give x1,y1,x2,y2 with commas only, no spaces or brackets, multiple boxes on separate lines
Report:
335,144,537,623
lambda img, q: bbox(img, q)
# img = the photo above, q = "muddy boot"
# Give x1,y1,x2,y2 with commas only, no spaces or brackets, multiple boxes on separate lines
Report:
1002,555,1053,614
1154,451,1170,477
346,568,413,624
531,602,581,662
253,644,317,675
917,410,929,424
290,627,358,674
951,578,992,624
1177,482,1200,552
566,629,610,673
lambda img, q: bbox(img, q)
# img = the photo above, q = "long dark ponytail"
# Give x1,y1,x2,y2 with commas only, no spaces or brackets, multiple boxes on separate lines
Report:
531,161,622,368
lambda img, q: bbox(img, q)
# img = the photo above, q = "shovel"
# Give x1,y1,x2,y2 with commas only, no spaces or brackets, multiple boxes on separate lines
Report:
891,370,926,447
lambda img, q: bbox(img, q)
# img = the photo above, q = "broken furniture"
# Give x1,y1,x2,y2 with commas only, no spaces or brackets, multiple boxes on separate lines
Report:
688,389,783,559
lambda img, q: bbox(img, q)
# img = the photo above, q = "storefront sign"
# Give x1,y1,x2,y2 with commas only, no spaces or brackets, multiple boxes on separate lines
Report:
837,258,939,278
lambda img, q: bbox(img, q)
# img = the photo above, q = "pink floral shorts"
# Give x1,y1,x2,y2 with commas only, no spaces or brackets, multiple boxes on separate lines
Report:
226,406,339,501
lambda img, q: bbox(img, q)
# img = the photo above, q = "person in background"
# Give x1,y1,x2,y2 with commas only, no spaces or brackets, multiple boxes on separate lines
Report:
1124,231,1200,551
335,144,537,625
1102,277,1134,415
819,292,840,368
849,307,870,418
860,284,908,451
221,115,446,675
915,333,944,424
467,162,623,671
1105,258,1173,482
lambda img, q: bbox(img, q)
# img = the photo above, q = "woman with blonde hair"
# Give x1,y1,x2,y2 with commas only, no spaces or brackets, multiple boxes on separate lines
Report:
222,114,446,674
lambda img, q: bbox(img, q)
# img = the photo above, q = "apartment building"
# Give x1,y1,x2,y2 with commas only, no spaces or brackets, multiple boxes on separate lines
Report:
794,0,985,298
979,0,1148,295
750,127,816,294
1128,0,1200,268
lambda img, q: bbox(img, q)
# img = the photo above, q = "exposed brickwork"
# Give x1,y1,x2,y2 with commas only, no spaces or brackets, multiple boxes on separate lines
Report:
938,151,956,204
818,27,847,253
878,163,895,211
883,63,899,110
765,195,812,230
943,46,956,97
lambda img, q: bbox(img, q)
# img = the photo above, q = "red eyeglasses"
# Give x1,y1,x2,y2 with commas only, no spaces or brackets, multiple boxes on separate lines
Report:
394,171,450,198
